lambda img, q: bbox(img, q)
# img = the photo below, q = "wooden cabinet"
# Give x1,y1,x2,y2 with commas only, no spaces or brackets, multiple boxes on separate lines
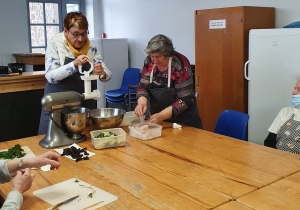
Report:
195,6,275,132
13,53,45,72
13,53,45,65
0,72,46,141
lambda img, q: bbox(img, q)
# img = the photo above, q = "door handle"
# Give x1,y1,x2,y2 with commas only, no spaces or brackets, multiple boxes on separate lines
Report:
195,76,198,97
244,60,250,81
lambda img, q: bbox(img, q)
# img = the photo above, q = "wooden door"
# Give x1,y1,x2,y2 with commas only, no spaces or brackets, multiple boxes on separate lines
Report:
195,7,275,132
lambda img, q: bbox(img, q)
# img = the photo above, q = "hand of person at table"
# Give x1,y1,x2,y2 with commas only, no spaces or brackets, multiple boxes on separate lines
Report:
135,103,147,117
147,113,164,124
147,106,172,124
73,55,91,67
94,63,106,79
26,151,61,170
135,96,148,117
12,168,35,194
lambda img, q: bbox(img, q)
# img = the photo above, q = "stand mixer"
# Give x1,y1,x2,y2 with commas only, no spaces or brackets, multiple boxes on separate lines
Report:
39,62,100,148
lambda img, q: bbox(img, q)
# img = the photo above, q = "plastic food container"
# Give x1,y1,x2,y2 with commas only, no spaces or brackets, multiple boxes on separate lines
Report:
119,111,140,126
128,122,162,140
90,128,126,149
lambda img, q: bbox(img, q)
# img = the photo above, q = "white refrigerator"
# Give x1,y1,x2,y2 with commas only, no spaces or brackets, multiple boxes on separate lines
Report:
89,38,129,108
246,29,300,145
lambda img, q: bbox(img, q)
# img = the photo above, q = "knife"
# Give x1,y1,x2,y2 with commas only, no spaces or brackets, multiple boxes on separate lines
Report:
46,195,79,210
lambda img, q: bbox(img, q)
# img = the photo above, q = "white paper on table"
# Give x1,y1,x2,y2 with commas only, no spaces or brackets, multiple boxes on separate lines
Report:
54,143,95,161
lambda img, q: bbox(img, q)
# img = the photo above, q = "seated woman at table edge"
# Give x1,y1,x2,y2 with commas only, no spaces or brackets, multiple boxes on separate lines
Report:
264,79,300,154
134,34,202,129
38,11,112,135
0,151,60,210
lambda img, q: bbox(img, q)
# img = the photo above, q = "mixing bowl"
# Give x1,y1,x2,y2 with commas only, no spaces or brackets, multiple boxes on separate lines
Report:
61,107,90,139
89,108,126,129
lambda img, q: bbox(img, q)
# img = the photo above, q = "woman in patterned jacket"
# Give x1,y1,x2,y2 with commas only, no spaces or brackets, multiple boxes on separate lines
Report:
134,34,202,129
38,12,112,135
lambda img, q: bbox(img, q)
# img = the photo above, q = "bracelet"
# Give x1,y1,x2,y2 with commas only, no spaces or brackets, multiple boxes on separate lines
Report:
18,159,23,171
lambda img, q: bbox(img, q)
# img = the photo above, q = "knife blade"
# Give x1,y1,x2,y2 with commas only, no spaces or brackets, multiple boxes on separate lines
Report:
46,195,79,210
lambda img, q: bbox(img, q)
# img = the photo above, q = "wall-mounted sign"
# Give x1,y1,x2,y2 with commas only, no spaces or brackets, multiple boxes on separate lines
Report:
209,19,226,29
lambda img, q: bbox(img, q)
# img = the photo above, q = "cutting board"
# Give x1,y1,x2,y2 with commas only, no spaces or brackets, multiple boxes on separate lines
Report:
22,146,36,158
33,178,118,210
0,146,36,159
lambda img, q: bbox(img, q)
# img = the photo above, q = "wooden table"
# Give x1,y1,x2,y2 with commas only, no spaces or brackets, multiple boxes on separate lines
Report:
1,123,300,209
237,171,300,210
212,201,253,210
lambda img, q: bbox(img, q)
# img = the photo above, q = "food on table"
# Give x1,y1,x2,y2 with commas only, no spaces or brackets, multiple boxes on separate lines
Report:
0,144,26,159
94,131,117,138
61,146,89,162
134,124,150,134
128,123,163,140
91,128,126,149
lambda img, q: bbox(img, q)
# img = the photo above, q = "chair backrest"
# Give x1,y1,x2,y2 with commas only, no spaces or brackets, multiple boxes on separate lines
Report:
214,109,250,141
120,68,141,90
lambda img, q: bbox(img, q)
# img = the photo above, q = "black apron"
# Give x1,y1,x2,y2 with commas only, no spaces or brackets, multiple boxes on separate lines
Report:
166,98,202,129
148,57,175,115
147,58,202,129
38,57,97,135
148,85,175,114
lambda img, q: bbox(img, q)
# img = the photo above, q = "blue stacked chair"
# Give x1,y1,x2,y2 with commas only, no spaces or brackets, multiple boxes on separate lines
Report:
105,68,140,110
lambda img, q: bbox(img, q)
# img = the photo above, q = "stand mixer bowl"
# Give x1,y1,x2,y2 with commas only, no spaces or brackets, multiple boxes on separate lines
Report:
61,107,90,139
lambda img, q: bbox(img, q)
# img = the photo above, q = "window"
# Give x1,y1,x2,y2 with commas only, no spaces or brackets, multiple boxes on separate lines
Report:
27,0,85,53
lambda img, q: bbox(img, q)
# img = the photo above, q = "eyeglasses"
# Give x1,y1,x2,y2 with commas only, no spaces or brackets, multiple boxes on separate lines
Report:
68,30,89,39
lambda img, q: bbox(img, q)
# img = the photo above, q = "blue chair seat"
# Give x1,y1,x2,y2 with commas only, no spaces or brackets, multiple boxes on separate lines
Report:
214,109,250,141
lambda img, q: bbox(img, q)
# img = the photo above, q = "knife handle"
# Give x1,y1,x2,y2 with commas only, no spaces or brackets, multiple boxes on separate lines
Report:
46,202,62,210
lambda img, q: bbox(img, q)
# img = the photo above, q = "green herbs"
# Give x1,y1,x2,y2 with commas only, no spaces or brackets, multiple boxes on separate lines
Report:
76,179,96,198
0,144,26,160
95,131,117,138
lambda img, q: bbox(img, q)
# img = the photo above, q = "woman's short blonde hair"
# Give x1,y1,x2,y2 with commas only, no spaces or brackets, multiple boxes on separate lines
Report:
63,12,88,30
145,34,175,57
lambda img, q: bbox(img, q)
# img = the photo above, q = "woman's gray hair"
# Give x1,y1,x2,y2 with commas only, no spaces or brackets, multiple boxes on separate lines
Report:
145,34,175,57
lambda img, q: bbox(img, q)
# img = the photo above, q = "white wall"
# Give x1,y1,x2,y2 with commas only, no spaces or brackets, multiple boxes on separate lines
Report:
0,0,29,65
85,0,104,38
1,0,300,68
100,0,300,68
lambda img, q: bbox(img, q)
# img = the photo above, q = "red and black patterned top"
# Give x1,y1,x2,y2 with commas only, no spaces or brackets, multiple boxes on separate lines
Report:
137,51,195,117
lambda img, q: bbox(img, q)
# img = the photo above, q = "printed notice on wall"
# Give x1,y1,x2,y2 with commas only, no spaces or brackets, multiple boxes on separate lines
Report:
209,19,226,29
